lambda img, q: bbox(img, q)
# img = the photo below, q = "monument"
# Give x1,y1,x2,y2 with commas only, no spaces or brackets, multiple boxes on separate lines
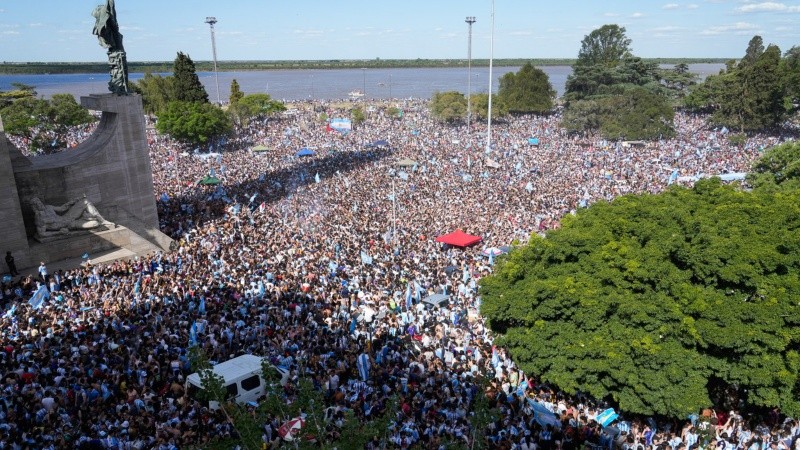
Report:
0,1,172,271
92,0,129,95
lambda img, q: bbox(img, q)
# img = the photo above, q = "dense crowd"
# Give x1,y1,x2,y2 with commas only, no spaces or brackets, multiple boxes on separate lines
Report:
0,99,797,449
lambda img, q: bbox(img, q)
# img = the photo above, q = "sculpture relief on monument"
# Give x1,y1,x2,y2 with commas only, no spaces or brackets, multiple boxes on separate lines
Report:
28,195,115,241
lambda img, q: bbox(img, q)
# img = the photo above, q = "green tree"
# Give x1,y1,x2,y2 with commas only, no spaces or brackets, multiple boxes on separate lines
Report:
0,96,51,137
0,83,36,108
0,94,95,153
564,25,673,139
685,37,789,131
741,35,765,68
746,141,800,193
470,92,508,121
351,105,366,126
575,24,631,69
131,72,174,115
228,93,286,126
497,62,556,114
430,91,467,123
780,46,800,117
49,94,94,128
172,52,209,104
156,100,231,145
480,178,800,418
229,79,244,105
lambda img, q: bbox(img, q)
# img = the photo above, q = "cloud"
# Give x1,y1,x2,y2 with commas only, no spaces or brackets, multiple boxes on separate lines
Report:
687,4,699,9
630,12,645,18
2,30,19,35
735,2,800,12
700,22,759,35
28,22,43,27
663,3,680,9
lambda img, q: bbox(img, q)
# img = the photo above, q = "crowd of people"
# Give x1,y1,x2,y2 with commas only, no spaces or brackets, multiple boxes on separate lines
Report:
0,98,797,449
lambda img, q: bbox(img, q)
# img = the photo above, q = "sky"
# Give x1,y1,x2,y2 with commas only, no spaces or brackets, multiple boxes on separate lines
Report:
0,0,799,62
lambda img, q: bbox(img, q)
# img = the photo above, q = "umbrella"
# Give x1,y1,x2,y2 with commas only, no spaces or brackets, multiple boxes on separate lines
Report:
482,247,506,257
278,416,305,441
197,175,221,185
296,148,315,157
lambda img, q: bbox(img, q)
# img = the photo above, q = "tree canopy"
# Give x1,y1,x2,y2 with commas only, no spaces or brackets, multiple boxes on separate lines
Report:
131,72,174,115
430,91,467,123
155,101,231,145
497,62,556,114
480,178,800,418
172,52,209,104
227,93,286,126
563,25,674,140
575,24,632,68
0,93,94,153
685,36,797,131
746,141,800,193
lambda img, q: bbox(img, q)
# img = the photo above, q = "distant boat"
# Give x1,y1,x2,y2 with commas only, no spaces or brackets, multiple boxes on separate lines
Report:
349,90,364,98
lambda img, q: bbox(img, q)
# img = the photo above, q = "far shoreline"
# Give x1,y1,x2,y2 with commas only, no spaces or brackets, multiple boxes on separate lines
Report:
0,58,731,75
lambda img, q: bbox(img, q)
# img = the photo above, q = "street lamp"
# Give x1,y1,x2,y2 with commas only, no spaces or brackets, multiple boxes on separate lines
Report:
465,16,476,130
204,17,221,105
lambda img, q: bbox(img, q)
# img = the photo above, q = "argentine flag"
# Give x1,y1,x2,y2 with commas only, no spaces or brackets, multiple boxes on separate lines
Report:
357,353,370,381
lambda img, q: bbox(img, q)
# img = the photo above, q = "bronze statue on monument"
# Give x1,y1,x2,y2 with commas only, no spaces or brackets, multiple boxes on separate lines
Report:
92,0,129,95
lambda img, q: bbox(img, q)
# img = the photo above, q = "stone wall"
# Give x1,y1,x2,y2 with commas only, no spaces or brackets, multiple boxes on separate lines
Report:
0,93,162,270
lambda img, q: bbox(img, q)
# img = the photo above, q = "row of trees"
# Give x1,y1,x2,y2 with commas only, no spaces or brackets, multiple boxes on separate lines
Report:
133,52,287,146
480,141,800,418
429,62,556,123
431,25,799,140
685,36,800,132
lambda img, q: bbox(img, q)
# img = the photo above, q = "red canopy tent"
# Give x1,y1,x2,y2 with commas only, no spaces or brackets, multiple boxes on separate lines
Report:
435,230,482,247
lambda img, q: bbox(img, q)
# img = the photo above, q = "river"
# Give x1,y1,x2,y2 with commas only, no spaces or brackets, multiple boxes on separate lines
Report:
0,64,724,102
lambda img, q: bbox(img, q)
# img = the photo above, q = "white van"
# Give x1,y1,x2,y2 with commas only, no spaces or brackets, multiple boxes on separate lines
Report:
186,354,289,409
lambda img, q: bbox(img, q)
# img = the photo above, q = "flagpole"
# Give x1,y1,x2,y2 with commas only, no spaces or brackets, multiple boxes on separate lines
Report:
486,0,495,154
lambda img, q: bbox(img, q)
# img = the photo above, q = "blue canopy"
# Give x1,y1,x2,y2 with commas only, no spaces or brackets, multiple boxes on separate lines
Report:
373,139,390,147
528,137,540,145
296,148,315,157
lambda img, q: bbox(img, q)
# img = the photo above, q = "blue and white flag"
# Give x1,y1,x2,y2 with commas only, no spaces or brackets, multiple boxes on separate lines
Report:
315,172,321,183
28,285,50,310
668,169,679,185
258,280,266,298
488,251,494,266
357,353,370,381
249,193,258,204
462,266,470,283
198,296,206,315
189,321,198,347
595,408,619,427
516,378,529,397
405,282,413,309
414,281,423,303
525,182,533,193
360,251,373,265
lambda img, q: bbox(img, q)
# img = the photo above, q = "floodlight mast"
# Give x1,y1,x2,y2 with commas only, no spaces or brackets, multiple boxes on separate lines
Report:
465,16,476,131
205,16,221,105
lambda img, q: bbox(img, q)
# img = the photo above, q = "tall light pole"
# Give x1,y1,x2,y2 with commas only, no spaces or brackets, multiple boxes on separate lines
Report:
465,16,476,131
486,0,495,154
361,68,366,97
205,16,221,105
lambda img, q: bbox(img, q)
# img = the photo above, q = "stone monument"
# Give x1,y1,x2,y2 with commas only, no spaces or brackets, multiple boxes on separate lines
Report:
0,2,172,271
